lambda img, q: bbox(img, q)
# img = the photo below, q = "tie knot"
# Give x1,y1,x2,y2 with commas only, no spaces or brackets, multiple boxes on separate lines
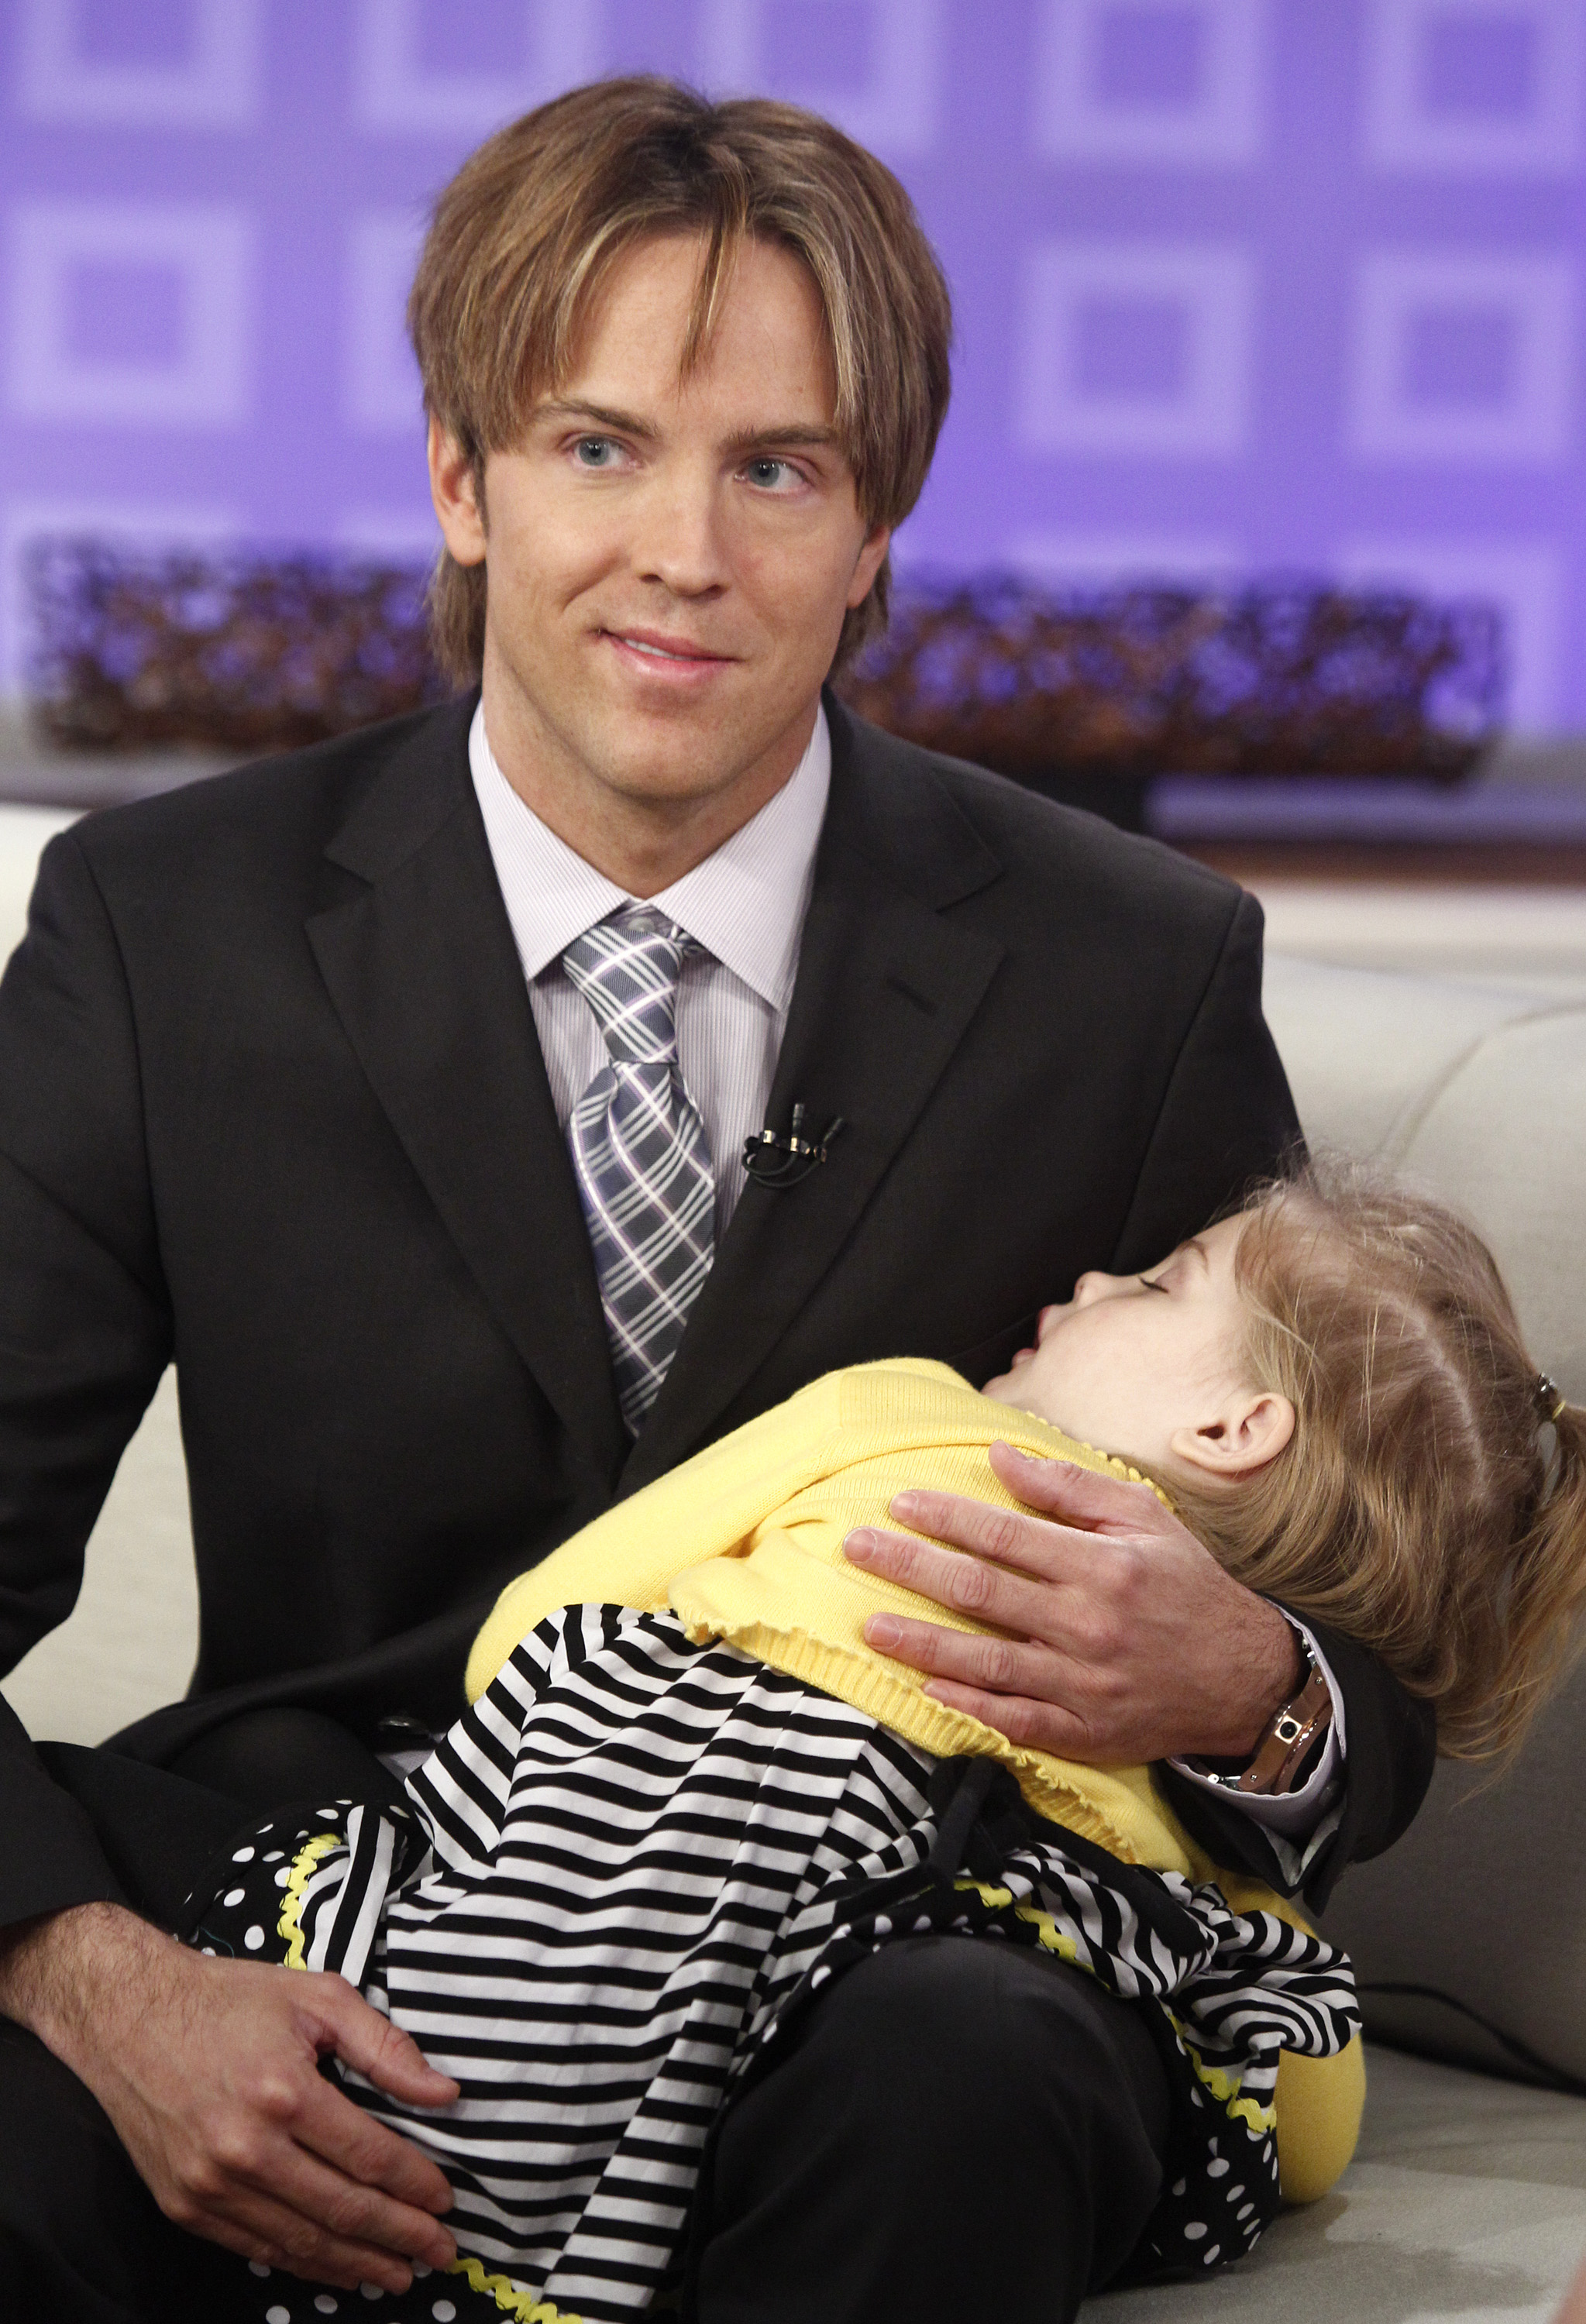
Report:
562,906,695,1065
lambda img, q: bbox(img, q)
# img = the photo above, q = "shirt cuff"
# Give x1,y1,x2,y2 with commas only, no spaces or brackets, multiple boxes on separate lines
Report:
1166,1616,1348,1839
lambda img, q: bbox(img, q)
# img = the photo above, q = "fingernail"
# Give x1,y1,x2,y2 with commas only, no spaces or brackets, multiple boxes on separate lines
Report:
889,1490,921,1517
844,1529,876,1563
865,1613,901,1648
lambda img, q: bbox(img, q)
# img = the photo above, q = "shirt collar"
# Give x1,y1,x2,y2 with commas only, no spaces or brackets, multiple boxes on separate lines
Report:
469,700,830,1014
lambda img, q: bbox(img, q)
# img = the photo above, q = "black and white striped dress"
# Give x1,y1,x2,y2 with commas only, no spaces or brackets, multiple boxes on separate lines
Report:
186,1604,1359,2324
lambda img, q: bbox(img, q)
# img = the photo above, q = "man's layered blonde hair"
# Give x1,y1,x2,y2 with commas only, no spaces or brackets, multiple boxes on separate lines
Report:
408,76,953,686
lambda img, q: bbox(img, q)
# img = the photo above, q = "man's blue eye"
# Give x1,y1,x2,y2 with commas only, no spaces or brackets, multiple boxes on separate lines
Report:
748,458,789,486
576,438,614,465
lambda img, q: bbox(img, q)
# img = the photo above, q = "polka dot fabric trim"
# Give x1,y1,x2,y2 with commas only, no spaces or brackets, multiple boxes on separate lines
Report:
181,1808,348,1968
241,2257,510,2322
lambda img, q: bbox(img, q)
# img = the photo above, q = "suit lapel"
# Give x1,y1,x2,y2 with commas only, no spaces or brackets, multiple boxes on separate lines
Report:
624,700,1007,1489
307,700,628,1484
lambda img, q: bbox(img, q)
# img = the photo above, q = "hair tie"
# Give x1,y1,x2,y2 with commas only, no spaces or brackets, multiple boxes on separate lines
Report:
1536,1372,1566,1421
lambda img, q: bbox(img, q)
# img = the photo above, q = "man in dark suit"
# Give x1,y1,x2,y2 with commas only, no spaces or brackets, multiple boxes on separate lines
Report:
0,78,1433,2324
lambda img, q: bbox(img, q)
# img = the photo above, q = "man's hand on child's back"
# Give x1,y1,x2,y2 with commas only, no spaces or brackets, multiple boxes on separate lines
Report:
843,1444,1303,1765
0,1900,459,2291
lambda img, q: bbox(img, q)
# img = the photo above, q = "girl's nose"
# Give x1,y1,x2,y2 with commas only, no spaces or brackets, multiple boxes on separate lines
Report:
1072,1270,1123,1308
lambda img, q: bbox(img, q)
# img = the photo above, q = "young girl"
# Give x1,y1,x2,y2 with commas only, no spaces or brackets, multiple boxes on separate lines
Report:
188,1161,1586,2324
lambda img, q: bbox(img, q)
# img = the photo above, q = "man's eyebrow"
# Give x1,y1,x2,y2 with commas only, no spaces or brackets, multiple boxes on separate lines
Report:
531,400,843,458
721,422,843,456
533,398,660,440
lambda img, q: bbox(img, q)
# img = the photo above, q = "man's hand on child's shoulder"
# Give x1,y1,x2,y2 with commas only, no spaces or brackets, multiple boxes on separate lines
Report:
842,1442,1302,1765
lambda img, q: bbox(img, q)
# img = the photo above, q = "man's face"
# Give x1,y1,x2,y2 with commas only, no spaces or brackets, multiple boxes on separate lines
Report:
430,232,890,865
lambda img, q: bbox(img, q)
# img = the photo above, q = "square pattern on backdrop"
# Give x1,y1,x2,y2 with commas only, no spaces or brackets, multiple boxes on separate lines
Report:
15,0,260,127
350,0,607,136
7,203,253,428
1362,0,1584,174
1017,241,1255,456
1033,0,1266,163
1348,252,1576,463
697,0,943,157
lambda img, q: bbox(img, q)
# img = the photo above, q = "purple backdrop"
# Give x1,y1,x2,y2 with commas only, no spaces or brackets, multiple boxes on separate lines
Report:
3,0,1585,729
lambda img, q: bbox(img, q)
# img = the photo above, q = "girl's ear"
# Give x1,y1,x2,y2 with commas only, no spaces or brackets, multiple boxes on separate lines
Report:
1168,1390,1295,1481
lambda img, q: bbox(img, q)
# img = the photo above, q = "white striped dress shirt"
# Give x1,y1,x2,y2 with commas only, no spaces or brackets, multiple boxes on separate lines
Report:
470,700,827,1236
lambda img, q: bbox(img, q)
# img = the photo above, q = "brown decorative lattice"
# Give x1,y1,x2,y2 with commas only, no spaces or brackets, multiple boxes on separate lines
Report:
26,541,448,753
838,579,1502,784
26,546,1502,783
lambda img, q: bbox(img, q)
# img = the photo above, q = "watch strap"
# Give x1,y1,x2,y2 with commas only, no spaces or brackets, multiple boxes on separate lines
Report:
1234,1659,1333,1795
1183,1631,1334,1796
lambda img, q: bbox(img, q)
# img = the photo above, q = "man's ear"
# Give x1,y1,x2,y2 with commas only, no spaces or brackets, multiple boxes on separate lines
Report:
428,418,488,567
1168,1390,1295,1482
846,524,891,610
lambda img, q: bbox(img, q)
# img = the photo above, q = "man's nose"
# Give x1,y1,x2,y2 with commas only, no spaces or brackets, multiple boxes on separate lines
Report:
633,467,729,597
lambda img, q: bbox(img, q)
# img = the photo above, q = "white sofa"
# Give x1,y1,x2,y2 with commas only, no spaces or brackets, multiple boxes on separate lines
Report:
2,797,1584,2317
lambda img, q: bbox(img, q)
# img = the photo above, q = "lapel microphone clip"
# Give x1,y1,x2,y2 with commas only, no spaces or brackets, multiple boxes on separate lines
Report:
742,1102,845,1190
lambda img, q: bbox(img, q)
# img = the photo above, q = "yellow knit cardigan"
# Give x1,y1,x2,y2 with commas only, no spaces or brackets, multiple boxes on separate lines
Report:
466,1358,1364,2200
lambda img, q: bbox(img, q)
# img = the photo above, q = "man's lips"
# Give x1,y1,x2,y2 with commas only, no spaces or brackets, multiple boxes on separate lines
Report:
600,627,735,669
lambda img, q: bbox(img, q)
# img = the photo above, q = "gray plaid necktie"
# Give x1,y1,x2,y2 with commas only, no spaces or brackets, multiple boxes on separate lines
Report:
562,906,715,1433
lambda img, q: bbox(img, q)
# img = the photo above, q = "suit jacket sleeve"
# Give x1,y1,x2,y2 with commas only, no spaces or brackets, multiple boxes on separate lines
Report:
1158,1621,1438,1912
1110,886,1439,1910
0,832,174,1926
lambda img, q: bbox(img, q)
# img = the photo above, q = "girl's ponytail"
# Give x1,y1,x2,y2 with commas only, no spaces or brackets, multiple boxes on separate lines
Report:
1497,1394,1586,1762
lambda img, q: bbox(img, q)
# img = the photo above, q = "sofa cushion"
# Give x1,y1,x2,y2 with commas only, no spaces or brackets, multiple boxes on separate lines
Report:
1263,956,1586,1401
1082,2045,1586,2322
1265,956,1586,2088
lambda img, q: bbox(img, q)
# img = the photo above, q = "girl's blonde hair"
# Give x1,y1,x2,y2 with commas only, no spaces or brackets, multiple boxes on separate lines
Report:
1170,1160,1586,1763
408,75,953,686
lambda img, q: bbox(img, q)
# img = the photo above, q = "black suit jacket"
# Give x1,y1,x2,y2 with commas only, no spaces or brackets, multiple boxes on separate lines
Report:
0,691,1433,1923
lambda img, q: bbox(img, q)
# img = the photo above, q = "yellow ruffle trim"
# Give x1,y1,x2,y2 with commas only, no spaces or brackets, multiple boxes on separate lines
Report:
277,1832,342,1969
444,2253,577,2319
1165,2008,1277,2135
